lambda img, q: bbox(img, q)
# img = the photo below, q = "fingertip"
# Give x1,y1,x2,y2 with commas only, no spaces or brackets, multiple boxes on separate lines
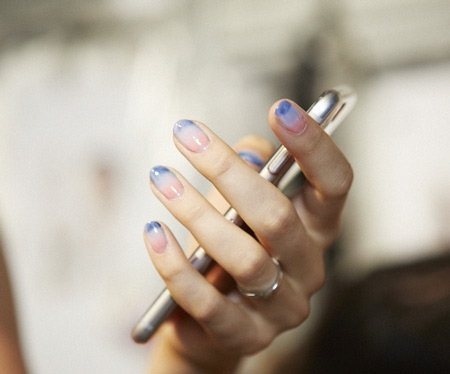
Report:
268,98,352,200
149,166,185,201
173,119,211,153
269,99,309,135
143,221,168,254
233,134,275,170
237,149,264,170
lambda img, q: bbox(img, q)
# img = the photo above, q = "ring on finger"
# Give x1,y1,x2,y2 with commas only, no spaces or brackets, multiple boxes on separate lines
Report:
237,257,283,299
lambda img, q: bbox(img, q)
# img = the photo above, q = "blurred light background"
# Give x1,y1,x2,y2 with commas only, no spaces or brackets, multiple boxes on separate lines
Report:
0,0,449,373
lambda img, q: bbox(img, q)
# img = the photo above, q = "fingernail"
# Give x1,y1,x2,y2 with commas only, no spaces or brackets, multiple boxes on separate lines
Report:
238,149,264,171
150,166,184,200
173,119,210,153
275,100,307,134
144,221,167,253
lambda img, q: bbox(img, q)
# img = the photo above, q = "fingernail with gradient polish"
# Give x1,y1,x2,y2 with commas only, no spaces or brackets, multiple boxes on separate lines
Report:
150,166,184,200
275,100,307,134
144,221,167,253
174,120,210,152
238,149,264,171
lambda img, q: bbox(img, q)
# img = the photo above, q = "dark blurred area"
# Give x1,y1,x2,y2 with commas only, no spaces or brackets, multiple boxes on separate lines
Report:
279,252,450,373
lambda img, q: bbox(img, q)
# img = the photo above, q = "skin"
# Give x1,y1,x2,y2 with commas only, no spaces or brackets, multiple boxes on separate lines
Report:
0,247,27,374
144,99,353,373
0,99,351,373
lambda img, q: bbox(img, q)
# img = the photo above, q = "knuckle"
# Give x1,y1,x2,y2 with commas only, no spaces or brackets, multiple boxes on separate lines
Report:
312,265,327,293
255,329,276,351
300,300,311,322
207,151,235,181
229,329,271,356
246,325,277,354
234,252,267,286
331,163,354,197
157,261,185,284
260,200,297,237
322,225,342,247
286,310,307,329
302,127,324,155
285,298,311,329
192,295,222,324
184,200,208,225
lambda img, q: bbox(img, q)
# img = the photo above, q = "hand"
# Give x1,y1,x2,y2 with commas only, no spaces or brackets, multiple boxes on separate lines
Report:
144,99,353,373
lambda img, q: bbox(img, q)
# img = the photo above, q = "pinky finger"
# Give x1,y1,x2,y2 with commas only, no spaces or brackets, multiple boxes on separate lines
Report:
143,222,255,349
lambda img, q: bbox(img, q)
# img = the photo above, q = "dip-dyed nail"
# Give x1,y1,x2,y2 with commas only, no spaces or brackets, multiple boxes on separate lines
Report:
150,166,184,200
144,221,167,253
174,119,210,153
275,100,307,134
238,150,264,171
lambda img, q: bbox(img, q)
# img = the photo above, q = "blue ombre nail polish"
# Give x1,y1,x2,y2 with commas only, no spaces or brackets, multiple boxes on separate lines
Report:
144,221,167,253
238,150,264,169
173,119,210,153
275,100,307,134
150,166,184,200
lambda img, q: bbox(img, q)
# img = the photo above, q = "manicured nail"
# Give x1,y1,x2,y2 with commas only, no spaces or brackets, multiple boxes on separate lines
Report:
238,149,264,170
150,166,184,200
275,100,307,134
144,221,167,253
174,119,210,153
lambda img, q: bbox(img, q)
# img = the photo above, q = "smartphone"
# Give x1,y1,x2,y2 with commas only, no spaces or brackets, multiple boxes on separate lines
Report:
132,86,357,343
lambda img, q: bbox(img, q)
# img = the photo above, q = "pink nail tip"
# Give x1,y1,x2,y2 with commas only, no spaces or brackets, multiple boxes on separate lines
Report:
144,221,167,253
174,119,210,152
150,166,184,200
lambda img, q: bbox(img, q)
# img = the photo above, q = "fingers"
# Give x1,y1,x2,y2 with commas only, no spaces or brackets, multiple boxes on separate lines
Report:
144,221,309,350
148,163,312,326
186,135,274,252
143,221,226,319
143,222,252,346
234,134,275,171
269,99,353,198
202,135,275,216
268,99,353,241
172,120,307,266
149,166,278,293
142,99,352,357
143,221,285,354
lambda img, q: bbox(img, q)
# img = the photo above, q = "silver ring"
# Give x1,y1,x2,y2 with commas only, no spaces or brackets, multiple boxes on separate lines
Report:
237,257,283,299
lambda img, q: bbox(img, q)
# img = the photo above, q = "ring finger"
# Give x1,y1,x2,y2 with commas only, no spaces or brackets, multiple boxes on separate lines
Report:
143,221,267,351
149,165,280,295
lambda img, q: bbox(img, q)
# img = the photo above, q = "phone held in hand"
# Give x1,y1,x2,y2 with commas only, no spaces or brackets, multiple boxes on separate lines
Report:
132,86,357,343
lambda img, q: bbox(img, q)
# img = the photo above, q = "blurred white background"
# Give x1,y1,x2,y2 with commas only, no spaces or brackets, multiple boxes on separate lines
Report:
1,0,450,373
